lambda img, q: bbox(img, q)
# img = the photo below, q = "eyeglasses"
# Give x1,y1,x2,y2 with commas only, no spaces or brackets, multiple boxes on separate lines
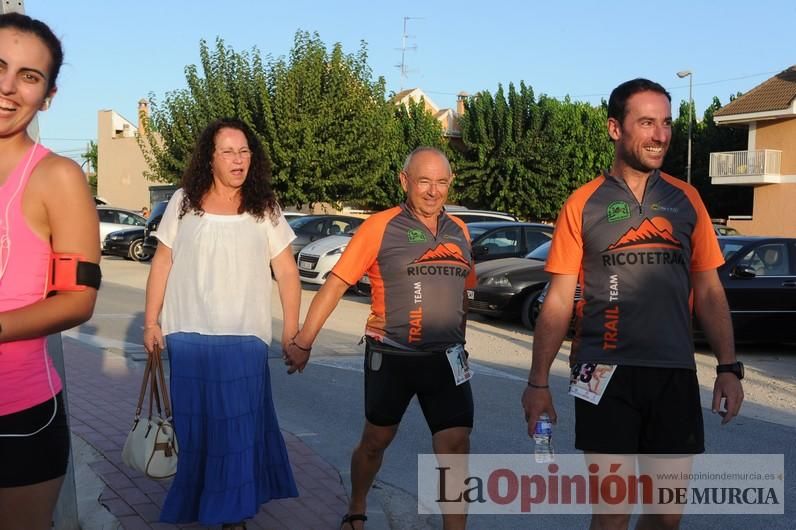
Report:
410,177,451,191
216,148,252,160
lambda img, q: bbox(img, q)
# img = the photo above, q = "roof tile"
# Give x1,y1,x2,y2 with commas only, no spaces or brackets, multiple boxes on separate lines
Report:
715,66,796,117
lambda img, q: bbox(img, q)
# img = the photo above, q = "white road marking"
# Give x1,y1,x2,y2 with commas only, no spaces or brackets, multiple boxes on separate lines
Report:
63,330,146,353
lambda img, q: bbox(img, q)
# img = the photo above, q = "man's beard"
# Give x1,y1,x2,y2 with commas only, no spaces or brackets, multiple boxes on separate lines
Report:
620,144,668,173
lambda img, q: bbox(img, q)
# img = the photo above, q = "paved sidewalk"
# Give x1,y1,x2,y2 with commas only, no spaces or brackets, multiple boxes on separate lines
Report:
63,338,348,529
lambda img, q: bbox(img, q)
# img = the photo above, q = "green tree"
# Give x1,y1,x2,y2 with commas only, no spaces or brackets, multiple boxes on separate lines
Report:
456,82,612,220
368,97,450,209
265,32,395,208
140,38,262,185
663,95,751,218
81,140,98,193
141,33,396,209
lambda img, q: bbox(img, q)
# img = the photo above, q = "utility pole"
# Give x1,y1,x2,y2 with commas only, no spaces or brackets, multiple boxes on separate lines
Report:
396,16,422,91
0,3,80,529
676,70,694,185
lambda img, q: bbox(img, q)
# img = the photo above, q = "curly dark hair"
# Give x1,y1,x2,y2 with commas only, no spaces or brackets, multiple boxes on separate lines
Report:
179,118,279,223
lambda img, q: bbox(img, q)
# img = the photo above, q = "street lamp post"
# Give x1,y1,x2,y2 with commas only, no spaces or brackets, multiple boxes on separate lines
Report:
677,70,693,185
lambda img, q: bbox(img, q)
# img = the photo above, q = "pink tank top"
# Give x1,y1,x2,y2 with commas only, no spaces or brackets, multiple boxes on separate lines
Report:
0,144,61,416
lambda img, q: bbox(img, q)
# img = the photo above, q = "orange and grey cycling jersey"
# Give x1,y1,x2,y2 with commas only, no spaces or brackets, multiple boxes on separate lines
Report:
546,170,724,369
332,204,476,351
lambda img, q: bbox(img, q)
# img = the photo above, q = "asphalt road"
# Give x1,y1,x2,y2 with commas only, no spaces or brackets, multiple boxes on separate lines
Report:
68,257,795,529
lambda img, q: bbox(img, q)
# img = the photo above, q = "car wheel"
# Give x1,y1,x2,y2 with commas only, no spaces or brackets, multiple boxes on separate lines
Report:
521,289,543,330
129,239,153,262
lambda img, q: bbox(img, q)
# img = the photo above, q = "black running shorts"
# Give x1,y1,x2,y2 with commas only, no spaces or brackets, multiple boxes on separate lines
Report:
575,366,704,454
364,343,474,434
0,392,70,487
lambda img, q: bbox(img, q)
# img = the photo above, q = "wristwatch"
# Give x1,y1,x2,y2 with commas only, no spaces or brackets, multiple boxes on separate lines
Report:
716,361,744,380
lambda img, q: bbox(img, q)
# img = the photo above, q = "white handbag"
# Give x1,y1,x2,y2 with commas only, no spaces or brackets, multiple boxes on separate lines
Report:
122,346,179,479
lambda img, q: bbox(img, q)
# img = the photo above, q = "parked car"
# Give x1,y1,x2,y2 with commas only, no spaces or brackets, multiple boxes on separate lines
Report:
532,280,583,331
288,215,365,257
714,224,741,236
283,211,307,222
97,206,147,242
142,200,170,253
448,209,519,223
355,273,371,296
297,227,358,285
467,241,554,329
468,221,554,263
703,235,796,341
528,236,796,340
102,227,153,262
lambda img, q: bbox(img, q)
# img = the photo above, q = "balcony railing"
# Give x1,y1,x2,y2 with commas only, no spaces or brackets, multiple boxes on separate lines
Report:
709,149,781,178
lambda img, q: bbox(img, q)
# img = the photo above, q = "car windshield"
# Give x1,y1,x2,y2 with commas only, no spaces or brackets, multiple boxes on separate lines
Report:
525,241,551,261
288,216,318,229
467,226,491,239
718,240,747,261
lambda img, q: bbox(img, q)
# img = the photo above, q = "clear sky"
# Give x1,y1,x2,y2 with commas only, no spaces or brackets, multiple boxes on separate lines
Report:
23,0,796,164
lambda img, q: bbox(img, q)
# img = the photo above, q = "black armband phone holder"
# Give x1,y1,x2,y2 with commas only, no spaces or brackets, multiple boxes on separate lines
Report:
47,253,102,296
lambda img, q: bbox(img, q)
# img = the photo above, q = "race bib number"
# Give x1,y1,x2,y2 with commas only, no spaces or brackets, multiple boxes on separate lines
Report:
568,363,617,405
446,344,473,386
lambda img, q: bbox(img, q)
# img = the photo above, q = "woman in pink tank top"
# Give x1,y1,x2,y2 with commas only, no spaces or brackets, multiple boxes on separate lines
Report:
0,13,100,529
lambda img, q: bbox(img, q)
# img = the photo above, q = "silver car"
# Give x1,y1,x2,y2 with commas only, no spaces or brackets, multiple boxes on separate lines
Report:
97,206,147,247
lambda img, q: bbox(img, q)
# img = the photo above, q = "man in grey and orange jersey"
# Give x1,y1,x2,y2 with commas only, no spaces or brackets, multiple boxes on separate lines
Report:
521,79,744,529
285,147,475,530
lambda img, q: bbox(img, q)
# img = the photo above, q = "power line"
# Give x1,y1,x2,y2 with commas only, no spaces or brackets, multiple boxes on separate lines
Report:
425,90,460,97
41,137,94,142
421,70,781,102
682,70,780,88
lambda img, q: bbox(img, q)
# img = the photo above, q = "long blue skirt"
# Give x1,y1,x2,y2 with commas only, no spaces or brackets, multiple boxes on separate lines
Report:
160,333,298,525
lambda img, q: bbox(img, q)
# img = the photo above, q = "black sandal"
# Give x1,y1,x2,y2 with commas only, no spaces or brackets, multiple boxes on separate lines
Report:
221,523,247,530
340,513,367,529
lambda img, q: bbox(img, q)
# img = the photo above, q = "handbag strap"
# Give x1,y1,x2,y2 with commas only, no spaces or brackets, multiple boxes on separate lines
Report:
134,344,174,421
133,352,154,420
148,359,163,418
150,345,174,419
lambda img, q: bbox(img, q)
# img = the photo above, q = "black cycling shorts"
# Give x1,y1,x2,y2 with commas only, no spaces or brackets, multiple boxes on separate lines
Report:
575,366,704,454
364,342,474,434
0,392,70,487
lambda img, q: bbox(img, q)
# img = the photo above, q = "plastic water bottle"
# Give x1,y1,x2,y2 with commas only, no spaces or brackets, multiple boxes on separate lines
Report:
533,413,554,463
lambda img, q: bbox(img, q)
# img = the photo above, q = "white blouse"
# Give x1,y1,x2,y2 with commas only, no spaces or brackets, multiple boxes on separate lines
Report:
155,189,295,345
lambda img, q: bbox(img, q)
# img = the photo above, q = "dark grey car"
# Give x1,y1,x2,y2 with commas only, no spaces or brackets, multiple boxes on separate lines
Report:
467,221,554,263
703,236,796,342
467,241,553,329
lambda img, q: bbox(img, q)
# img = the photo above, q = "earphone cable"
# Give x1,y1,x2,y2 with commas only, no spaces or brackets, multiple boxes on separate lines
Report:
0,136,60,438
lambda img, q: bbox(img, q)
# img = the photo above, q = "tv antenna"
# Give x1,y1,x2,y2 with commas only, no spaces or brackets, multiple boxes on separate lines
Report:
396,16,423,91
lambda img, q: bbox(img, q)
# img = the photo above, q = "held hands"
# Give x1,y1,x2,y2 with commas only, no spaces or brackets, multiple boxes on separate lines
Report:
521,384,557,437
712,373,744,424
283,333,311,374
143,324,165,357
